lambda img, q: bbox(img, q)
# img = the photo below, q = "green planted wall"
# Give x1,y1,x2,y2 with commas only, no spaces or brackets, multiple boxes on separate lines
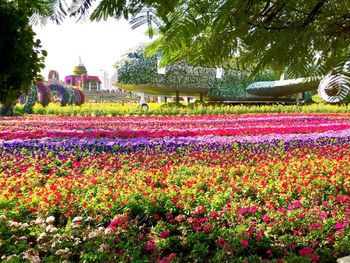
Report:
116,49,276,99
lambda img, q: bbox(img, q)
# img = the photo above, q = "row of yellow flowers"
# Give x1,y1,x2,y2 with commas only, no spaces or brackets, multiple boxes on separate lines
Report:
13,102,350,116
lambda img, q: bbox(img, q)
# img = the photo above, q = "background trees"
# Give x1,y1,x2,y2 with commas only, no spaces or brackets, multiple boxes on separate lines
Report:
72,0,350,77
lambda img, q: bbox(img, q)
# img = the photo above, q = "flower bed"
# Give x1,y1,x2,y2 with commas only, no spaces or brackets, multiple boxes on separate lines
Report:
1,114,350,262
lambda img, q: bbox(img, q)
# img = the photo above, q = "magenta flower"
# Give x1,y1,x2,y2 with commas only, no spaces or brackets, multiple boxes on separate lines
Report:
335,221,347,230
318,212,328,220
238,207,249,214
262,215,270,223
159,230,170,238
299,247,313,256
146,241,157,251
249,206,256,214
240,239,250,248
210,211,220,218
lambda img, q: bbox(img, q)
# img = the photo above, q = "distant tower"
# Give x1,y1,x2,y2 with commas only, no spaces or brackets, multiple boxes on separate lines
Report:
73,56,87,76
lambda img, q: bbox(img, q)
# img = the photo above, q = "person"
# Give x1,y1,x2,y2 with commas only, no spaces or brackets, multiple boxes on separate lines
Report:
139,92,149,111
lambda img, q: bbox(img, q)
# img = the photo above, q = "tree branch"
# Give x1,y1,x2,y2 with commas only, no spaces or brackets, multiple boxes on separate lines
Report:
301,0,327,28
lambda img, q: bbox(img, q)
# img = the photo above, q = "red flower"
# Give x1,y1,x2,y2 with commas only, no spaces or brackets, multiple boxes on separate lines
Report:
218,237,227,246
153,214,160,220
240,239,249,248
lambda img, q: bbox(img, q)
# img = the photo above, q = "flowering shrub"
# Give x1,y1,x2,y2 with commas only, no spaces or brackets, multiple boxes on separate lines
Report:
1,114,350,261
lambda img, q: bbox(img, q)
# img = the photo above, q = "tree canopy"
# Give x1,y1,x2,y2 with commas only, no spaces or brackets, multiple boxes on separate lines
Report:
0,0,65,115
71,0,350,77
0,1,45,114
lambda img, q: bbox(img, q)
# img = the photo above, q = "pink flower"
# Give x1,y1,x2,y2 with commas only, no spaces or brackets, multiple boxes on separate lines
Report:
240,239,249,248
299,247,313,256
196,206,206,214
310,223,322,231
168,253,176,260
114,237,121,244
311,255,320,262
249,206,256,214
335,221,347,230
257,231,262,241
187,217,194,223
318,212,328,220
203,225,211,233
262,215,270,223
146,241,157,251
159,230,170,238
238,207,248,214
210,211,220,218
175,214,186,222
298,213,305,219
194,226,202,232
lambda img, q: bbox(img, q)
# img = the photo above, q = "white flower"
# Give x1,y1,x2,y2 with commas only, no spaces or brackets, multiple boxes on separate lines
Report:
45,216,55,224
23,249,40,263
46,225,57,233
85,216,93,222
88,231,97,239
33,217,45,226
37,232,47,242
0,214,7,221
55,248,70,257
7,221,19,227
104,227,113,235
72,216,83,223
74,238,81,245
99,243,109,252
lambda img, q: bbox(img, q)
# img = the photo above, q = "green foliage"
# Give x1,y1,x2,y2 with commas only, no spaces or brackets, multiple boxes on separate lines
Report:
0,1,46,115
117,48,276,99
144,0,350,77
72,0,350,79
23,85,38,114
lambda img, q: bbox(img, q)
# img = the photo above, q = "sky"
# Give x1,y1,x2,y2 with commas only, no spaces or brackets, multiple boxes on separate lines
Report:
33,16,151,82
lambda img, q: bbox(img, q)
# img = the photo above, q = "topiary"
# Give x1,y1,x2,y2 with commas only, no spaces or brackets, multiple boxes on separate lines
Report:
23,85,37,113
71,88,83,106
48,84,69,106
66,87,75,105
37,82,51,107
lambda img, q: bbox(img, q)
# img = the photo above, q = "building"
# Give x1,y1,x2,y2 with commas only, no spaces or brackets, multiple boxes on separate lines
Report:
64,57,101,90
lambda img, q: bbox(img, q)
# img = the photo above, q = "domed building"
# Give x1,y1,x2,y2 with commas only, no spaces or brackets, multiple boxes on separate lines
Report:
64,57,101,90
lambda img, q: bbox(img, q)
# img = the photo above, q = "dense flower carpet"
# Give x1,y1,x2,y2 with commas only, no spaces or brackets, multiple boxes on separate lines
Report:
1,114,350,262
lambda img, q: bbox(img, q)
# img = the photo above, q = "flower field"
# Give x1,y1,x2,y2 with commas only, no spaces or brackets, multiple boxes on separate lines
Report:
1,113,350,262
